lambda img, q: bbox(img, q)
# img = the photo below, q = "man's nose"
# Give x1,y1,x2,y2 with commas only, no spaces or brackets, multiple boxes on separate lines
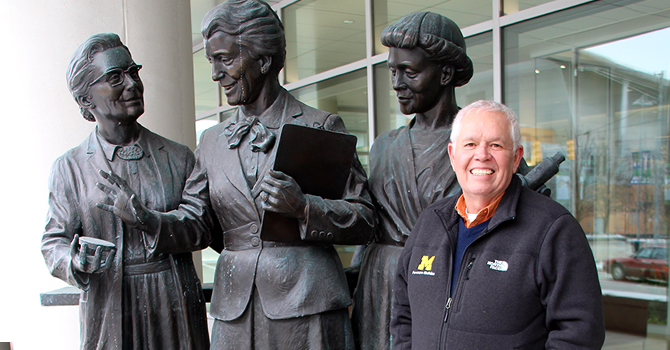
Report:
474,144,491,160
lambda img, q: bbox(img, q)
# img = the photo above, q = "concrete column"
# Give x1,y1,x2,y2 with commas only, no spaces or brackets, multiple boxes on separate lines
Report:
0,1,196,348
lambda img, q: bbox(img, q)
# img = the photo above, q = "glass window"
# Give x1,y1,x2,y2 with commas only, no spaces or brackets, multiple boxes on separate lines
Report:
191,0,223,46
193,48,218,114
373,0,492,55
201,247,219,285
504,0,670,340
502,0,554,15
289,69,370,268
290,68,370,171
282,0,367,83
456,32,494,106
374,32,493,136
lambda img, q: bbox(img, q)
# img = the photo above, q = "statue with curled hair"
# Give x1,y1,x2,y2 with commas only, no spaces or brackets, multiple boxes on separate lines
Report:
89,1,375,349
349,12,472,350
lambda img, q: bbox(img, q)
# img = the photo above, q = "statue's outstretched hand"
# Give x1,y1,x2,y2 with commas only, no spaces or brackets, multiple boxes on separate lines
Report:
96,170,149,229
70,234,116,274
260,170,307,220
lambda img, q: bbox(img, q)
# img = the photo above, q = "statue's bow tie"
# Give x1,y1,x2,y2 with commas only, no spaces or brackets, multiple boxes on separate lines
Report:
224,117,276,153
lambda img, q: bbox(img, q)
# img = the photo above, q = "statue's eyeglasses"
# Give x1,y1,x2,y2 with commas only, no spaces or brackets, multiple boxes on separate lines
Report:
89,64,143,87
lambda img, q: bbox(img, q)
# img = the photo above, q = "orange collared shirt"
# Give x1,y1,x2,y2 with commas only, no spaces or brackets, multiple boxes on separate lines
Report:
455,192,505,228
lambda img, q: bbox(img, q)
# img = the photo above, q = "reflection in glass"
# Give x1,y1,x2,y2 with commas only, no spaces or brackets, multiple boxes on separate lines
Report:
289,69,369,268
502,0,554,15
290,69,369,171
191,0,223,46
193,49,218,113
372,0,491,55
374,32,493,136
456,32,493,107
504,1,670,335
283,0,367,83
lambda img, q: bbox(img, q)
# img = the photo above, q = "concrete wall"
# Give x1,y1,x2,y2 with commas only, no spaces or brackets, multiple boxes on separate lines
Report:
0,1,196,348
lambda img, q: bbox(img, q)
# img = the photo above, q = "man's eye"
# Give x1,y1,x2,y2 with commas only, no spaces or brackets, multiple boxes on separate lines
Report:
491,143,503,149
221,57,234,65
406,71,418,78
464,143,476,148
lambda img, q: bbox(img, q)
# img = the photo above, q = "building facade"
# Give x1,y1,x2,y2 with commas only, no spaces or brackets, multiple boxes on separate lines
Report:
192,0,670,345
2,0,668,348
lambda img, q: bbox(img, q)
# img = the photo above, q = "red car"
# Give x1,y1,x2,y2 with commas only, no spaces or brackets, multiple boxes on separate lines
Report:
605,246,668,282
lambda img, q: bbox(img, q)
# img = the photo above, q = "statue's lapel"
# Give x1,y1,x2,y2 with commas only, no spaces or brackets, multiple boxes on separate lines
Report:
143,132,170,211
217,112,258,213
249,96,300,196
395,125,422,212
85,131,112,175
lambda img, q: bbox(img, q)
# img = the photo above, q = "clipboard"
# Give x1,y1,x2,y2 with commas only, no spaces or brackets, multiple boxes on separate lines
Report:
260,124,357,242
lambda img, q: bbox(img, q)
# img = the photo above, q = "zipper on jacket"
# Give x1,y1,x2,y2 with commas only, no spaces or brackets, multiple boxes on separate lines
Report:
438,297,452,349
443,297,452,322
464,259,475,280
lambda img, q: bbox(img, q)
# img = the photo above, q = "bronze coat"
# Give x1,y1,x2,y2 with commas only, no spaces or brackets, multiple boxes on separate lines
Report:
352,121,459,350
155,89,375,321
42,126,209,350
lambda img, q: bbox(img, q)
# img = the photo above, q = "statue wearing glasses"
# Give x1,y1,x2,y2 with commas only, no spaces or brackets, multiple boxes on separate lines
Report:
41,33,210,350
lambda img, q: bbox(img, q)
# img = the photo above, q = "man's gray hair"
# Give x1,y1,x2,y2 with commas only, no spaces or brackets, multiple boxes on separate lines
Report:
450,100,521,150
66,33,131,122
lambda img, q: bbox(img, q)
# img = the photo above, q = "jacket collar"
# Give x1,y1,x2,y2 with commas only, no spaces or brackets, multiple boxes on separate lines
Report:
487,175,521,229
437,175,522,232
84,125,170,210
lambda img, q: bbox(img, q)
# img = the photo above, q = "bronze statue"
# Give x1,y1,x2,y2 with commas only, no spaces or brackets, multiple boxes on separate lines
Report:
350,12,473,350
93,1,375,349
41,33,209,349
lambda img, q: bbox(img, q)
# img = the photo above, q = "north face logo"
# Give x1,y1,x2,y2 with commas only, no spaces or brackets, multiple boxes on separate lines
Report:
487,260,509,272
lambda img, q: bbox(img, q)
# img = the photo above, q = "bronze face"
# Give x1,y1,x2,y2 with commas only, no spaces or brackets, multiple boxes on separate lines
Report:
388,46,447,115
205,31,266,106
85,47,145,125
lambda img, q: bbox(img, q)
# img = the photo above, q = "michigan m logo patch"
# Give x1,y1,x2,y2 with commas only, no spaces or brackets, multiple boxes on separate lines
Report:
417,255,435,271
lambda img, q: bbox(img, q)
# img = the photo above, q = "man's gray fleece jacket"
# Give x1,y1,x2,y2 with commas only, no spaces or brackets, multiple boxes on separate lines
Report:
391,176,605,349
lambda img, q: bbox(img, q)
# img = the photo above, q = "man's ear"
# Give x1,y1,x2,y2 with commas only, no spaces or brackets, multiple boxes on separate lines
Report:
259,56,273,75
441,65,454,86
513,145,524,170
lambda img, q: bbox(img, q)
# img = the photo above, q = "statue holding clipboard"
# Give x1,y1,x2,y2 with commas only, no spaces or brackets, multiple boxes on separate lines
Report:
93,1,375,349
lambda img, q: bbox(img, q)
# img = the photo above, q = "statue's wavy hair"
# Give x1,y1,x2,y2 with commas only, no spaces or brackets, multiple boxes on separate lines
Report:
201,0,286,75
381,11,473,87
66,33,131,122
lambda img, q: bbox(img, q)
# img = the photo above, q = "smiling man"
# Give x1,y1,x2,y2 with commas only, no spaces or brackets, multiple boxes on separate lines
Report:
391,100,605,349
